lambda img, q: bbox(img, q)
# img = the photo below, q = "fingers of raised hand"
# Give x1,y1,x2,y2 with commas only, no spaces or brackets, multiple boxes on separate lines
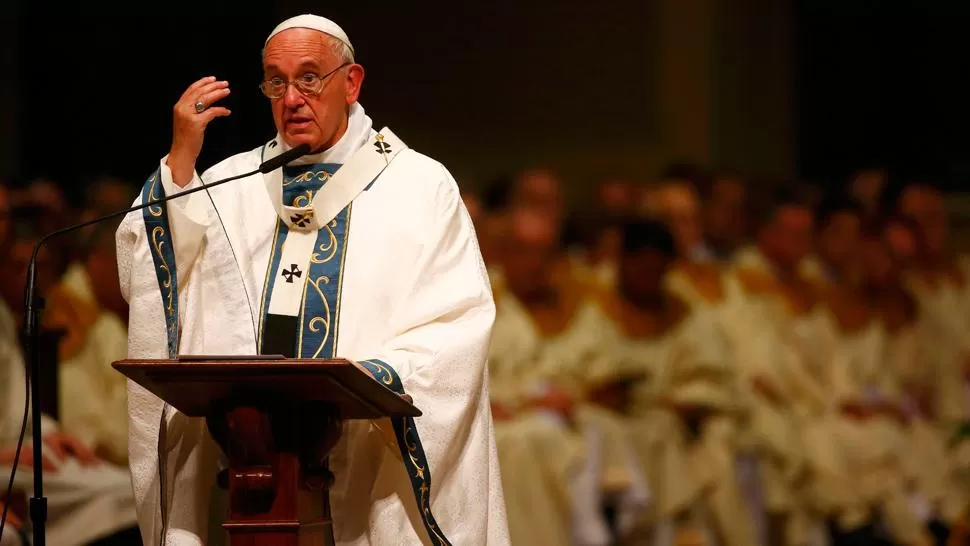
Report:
177,80,229,115
201,106,232,123
180,76,218,101
195,84,231,110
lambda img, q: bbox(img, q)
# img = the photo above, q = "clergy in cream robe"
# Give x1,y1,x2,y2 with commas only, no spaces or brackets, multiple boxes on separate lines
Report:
587,219,751,546
665,258,771,546
486,216,648,546
728,246,870,545
117,101,508,545
0,298,138,546
43,257,130,466
811,280,934,545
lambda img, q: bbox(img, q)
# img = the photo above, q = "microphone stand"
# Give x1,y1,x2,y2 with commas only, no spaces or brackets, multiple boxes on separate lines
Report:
19,168,259,546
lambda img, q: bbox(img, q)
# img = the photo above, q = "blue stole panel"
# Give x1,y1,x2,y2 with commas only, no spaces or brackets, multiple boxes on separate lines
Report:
141,160,452,546
257,164,350,358
140,169,180,359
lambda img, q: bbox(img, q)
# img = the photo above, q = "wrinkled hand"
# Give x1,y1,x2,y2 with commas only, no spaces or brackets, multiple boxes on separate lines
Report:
530,388,575,419
43,432,98,466
168,76,231,187
0,446,55,472
0,500,22,529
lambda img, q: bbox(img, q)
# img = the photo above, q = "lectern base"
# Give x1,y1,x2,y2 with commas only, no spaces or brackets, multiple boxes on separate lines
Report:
222,519,333,546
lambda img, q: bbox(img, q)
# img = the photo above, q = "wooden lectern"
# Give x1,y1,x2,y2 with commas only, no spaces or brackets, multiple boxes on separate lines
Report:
113,357,420,546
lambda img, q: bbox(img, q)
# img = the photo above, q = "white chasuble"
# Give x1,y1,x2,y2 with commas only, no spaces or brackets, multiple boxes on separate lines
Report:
116,104,509,546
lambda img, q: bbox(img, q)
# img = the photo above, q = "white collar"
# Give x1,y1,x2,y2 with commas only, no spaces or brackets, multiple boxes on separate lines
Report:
259,102,382,232
270,102,374,166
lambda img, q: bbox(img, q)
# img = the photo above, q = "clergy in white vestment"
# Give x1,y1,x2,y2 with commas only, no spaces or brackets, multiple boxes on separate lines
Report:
43,221,130,467
116,14,508,546
0,214,138,546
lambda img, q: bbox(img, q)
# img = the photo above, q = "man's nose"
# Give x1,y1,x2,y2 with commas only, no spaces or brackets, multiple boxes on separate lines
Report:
283,84,304,108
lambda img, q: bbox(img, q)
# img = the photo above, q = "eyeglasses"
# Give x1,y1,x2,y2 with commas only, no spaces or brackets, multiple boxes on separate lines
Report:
259,63,350,99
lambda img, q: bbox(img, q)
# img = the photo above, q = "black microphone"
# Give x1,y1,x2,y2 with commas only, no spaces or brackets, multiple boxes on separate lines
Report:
259,143,311,173
0,142,310,546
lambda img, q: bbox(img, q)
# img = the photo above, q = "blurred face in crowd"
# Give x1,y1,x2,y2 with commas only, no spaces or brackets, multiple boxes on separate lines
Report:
0,236,57,315
503,210,560,300
512,169,564,226
619,247,671,305
86,234,126,319
760,205,814,272
263,29,363,153
650,181,702,257
898,185,947,260
860,235,897,289
597,179,637,217
850,169,887,210
704,177,746,250
817,210,862,275
884,219,920,266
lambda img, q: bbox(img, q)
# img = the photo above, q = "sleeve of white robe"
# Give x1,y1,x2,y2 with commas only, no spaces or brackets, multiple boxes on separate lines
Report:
355,164,507,545
117,192,220,546
156,156,214,284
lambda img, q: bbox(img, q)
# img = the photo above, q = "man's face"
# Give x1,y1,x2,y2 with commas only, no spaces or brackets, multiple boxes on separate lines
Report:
0,239,55,314
619,248,670,303
885,221,919,265
658,182,702,257
503,214,560,298
263,29,363,152
87,244,126,318
597,179,636,217
763,206,814,269
899,187,947,259
704,179,746,248
817,211,861,272
860,237,895,288
513,170,564,224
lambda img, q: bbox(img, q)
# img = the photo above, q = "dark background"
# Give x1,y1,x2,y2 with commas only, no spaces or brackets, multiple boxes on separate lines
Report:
2,0,968,203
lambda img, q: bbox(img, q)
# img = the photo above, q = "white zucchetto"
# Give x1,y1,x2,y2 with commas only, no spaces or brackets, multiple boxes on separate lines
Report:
265,14,354,55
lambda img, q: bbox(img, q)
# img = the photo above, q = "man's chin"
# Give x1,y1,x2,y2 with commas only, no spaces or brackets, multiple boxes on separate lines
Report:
281,133,322,152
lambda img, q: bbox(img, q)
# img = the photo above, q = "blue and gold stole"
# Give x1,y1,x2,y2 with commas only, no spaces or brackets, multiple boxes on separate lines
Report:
140,160,453,546
258,164,349,358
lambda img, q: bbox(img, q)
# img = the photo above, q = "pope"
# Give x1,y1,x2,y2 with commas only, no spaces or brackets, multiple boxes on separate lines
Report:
117,14,508,546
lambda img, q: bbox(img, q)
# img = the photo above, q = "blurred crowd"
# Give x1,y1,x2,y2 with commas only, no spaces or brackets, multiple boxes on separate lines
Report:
0,177,141,546
467,165,970,546
2,162,970,546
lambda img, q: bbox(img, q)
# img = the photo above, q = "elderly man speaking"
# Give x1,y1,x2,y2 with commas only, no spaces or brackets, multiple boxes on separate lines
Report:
117,14,508,546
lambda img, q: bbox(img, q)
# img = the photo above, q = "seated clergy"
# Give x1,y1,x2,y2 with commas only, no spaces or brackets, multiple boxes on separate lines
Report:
488,209,648,546
0,210,138,545
584,218,753,546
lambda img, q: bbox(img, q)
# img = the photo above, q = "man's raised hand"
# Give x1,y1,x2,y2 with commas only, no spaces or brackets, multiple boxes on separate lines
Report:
168,76,231,187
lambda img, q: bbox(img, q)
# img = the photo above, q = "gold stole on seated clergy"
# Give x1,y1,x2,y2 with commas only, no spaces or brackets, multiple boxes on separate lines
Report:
733,267,821,317
43,281,101,362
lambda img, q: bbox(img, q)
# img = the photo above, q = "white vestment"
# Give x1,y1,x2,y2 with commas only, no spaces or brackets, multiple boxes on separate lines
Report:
117,104,509,546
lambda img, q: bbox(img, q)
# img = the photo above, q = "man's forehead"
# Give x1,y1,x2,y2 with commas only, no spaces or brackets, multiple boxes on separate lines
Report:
510,210,557,246
776,205,813,225
900,186,944,211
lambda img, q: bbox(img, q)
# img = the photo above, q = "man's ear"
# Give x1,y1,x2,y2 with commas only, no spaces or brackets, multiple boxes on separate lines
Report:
345,64,365,105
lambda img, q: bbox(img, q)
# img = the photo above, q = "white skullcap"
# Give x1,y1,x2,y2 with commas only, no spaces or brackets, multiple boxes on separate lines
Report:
265,14,354,56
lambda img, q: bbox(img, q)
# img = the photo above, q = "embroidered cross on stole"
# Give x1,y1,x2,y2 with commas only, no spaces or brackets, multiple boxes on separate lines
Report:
258,163,350,359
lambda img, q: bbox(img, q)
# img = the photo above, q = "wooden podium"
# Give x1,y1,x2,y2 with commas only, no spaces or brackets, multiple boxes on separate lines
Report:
113,357,420,546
